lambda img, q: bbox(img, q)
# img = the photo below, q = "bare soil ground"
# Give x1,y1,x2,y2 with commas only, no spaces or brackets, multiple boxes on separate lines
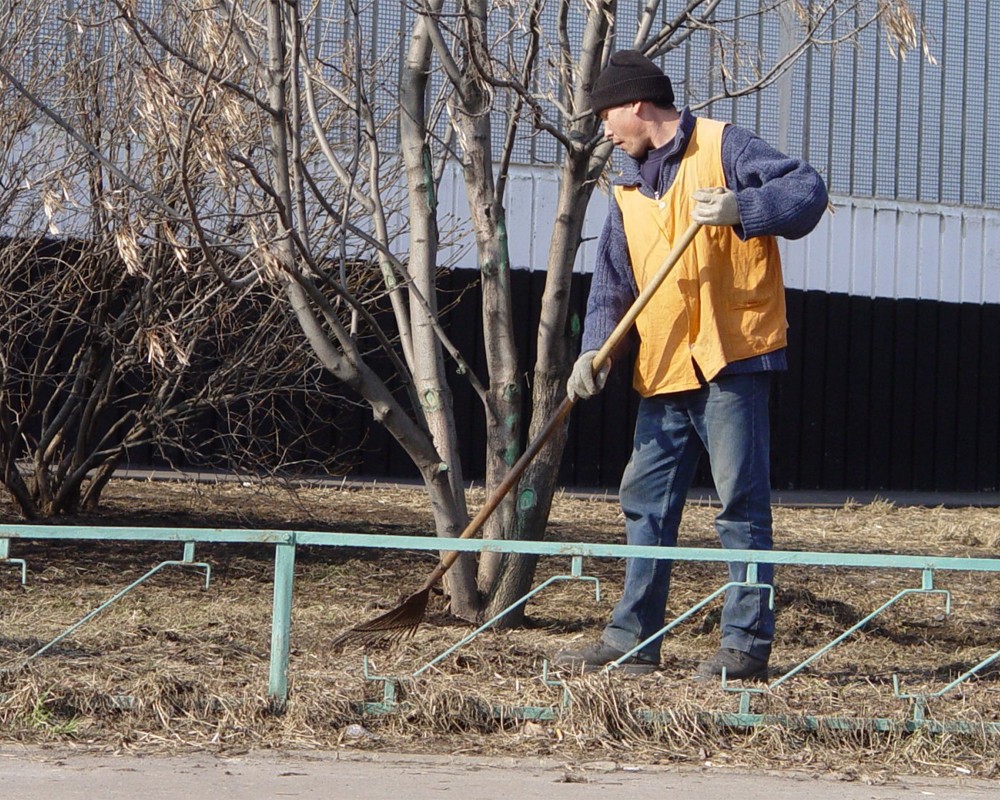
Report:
2,479,1000,781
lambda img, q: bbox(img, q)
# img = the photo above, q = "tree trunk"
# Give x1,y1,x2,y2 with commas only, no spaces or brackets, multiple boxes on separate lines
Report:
399,3,479,619
478,141,602,622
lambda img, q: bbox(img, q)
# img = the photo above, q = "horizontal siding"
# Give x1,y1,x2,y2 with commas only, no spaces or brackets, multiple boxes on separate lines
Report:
440,162,1000,305
776,197,1000,304
14,151,997,307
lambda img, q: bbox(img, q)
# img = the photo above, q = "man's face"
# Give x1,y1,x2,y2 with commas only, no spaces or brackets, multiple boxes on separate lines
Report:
600,102,649,158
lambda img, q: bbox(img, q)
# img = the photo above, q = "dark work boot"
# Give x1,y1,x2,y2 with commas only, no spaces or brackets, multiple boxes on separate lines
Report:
695,647,769,682
553,640,659,675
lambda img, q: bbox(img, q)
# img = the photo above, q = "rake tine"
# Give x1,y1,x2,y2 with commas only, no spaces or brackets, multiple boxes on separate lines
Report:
331,587,430,650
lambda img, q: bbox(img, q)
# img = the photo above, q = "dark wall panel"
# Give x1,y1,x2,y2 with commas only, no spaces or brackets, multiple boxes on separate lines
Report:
286,269,1000,494
956,307,982,490
821,293,851,488
844,295,873,487
912,301,939,490
933,303,961,490
889,299,918,489
797,291,831,488
867,297,896,489
978,305,1000,490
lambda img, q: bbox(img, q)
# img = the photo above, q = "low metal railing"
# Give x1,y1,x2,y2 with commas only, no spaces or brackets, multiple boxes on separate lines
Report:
3,524,1000,734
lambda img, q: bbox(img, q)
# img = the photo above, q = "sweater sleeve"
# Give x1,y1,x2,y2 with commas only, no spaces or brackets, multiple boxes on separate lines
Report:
721,125,829,241
580,196,639,355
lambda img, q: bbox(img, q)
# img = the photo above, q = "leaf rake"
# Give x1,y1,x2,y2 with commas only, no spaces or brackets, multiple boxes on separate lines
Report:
332,221,703,649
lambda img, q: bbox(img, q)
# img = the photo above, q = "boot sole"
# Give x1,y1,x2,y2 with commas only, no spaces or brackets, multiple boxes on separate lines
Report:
693,667,769,682
554,660,659,676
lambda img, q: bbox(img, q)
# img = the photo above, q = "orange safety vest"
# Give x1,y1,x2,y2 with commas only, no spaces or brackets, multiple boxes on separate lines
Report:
616,118,787,396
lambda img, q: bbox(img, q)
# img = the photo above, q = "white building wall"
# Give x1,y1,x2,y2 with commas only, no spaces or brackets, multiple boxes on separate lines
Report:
440,163,1000,306
11,2,998,306
14,143,999,308
781,197,1000,304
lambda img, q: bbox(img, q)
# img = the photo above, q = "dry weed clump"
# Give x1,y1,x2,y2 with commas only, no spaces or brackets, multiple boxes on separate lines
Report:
2,480,1000,776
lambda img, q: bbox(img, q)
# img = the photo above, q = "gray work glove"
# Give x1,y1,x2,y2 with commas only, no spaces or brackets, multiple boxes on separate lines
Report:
691,187,740,226
567,350,611,401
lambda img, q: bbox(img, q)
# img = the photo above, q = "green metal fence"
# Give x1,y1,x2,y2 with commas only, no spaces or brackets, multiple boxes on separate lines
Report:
3,524,1000,734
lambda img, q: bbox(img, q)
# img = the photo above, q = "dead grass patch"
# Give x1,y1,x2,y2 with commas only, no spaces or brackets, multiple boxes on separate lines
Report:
2,480,1000,777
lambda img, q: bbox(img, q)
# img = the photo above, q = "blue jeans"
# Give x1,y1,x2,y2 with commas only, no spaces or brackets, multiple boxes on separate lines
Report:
601,372,775,662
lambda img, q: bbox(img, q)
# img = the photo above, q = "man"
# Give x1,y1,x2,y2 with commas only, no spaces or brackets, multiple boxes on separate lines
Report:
554,51,828,681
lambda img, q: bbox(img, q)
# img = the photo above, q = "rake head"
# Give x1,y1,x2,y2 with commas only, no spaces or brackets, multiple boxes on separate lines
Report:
330,587,431,650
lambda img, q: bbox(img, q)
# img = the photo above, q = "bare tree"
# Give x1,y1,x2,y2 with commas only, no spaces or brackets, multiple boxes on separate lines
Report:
0,2,362,518
0,1,925,618
404,0,926,620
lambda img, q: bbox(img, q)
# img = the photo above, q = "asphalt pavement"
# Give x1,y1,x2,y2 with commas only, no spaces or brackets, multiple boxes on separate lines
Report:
1,748,995,800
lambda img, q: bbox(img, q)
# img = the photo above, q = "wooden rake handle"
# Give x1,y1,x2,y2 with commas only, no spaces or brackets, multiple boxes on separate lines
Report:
421,221,703,592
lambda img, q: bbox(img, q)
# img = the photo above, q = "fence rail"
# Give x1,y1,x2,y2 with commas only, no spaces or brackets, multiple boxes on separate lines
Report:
3,524,1000,734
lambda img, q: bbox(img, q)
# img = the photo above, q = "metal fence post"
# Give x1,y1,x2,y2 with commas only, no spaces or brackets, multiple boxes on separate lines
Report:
269,538,296,707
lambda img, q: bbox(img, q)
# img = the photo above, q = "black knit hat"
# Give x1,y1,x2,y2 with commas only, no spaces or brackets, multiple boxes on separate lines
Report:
589,50,675,115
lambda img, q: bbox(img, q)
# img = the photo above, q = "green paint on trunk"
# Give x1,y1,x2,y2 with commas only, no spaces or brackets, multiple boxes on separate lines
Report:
503,442,519,467
422,147,436,210
517,488,536,512
496,218,509,273
422,388,441,411
570,312,581,337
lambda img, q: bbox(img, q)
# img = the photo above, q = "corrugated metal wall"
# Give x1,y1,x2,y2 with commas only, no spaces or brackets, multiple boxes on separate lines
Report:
278,0,1000,491
782,197,1000,302
442,163,1000,304
14,1,999,490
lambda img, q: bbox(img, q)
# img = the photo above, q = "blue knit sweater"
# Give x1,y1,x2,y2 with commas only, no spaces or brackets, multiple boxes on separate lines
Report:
580,108,829,376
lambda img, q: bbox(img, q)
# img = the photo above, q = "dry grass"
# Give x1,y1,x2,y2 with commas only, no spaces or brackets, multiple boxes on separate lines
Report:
2,480,1000,778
